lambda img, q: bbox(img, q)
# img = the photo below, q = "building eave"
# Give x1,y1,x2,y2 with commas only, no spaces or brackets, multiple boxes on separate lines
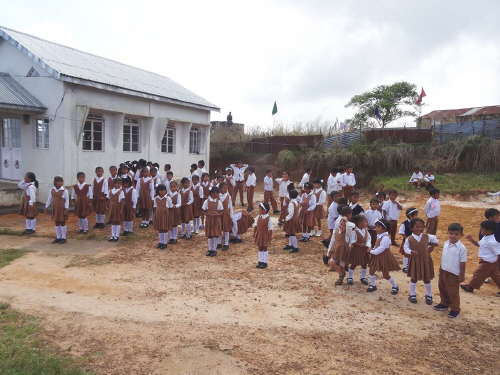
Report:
0,103,47,112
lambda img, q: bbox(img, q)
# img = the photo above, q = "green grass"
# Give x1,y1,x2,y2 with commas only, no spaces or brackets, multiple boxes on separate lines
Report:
0,303,92,374
0,228,26,236
0,248,28,268
373,173,500,194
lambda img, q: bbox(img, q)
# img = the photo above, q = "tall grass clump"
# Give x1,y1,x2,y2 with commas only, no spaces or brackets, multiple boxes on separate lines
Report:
276,150,297,172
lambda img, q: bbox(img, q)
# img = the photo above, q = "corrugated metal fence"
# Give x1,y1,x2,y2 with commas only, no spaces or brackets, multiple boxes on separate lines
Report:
323,132,361,148
432,120,500,142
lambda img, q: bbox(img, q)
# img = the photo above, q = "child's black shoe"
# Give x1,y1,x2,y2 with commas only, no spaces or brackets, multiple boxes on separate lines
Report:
217,244,222,249
58,239,67,244
448,310,460,319
260,263,267,269
256,262,262,268
322,255,329,264
93,223,100,229
156,243,163,249
367,285,377,292
425,295,433,305
347,278,353,285
51,238,60,244
402,267,408,273
321,239,329,249
283,245,293,250
108,237,114,242
391,286,399,295
409,295,417,304
290,247,299,253
222,245,229,251
360,278,368,285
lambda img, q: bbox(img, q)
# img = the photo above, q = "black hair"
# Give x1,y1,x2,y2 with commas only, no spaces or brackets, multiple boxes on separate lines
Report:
53,176,64,184
180,177,190,184
210,186,220,195
375,218,391,231
141,167,149,174
330,167,339,173
113,177,122,184
76,171,85,178
485,208,500,219
284,171,291,177
109,165,117,171
95,166,104,172
164,164,171,170
338,166,345,173
150,167,157,173
122,176,132,186
191,163,198,170
266,168,272,173
249,166,255,173
236,160,242,164
369,198,380,205
448,223,463,233
481,220,498,234
216,175,224,181
409,218,425,229
430,188,440,196
287,183,295,191
413,166,420,170
215,169,222,174
405,207,418,218
340,206,353,216
157,183,167,193
304,182,313,190
313,178,323,185
121,164,129,170
305,167,312,173
219,182,228,189
330,190,341,198
201,172,209,178
338,197,348,205
167,171,174,177
198,160,205,167
289,190,298,199
169,180,178,187
153,163,159,169
337,204,346,215
259,202,270,213
192,174,200,181
346,165,353,169
387,189,398,195
349,190,359,197
352,214,366,226
376,191,387,199
25,172,39,188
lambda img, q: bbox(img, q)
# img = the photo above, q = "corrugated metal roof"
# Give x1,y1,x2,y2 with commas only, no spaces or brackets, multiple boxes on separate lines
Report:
0,72,46,111
0,26,220,112
421,105,500,119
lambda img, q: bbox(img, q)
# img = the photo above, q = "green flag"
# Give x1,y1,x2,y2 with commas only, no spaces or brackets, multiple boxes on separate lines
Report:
272,101,278,115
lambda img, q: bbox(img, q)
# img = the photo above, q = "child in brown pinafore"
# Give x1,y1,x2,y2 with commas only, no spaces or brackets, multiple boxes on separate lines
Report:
280,183,295,230
219,182,233,251
137,167,154,228
283,190,301,253
202,186,223,257
180,177,194,240
299,182,316,242
347,215,371,286
107,178,124,242
312,178,326,237
191,174,203,234
92,166,108,229
18,172,39,234
71,172,92,234
44,176,69,244
154,184,172,249
200,173,211,229
169,180,182,244
403,218,438,305
121,176,137,236
254,203,273,269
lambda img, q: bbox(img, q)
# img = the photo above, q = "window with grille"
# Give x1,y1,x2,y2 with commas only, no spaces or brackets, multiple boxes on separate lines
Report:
35,118,49,149
161,124,176,153
189,127,200,154
83,114,104,151
123,118,140,152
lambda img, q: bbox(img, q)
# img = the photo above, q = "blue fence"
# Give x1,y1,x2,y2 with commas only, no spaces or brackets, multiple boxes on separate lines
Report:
432,120,500,142
324,131,362,149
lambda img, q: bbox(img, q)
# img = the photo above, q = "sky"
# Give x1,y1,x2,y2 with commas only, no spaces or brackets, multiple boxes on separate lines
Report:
1,0,499,131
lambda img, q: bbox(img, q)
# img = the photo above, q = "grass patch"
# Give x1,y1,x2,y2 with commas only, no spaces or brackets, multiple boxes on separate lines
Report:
0,248,28,268
0,303,92,374
373,173,500,194
65,255,112,268
0,228,26,236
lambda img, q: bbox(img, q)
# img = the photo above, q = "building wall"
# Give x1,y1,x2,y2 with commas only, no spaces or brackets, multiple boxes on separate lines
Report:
0,36,212,201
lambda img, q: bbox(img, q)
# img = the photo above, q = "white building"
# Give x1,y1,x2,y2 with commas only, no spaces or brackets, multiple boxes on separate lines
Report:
0,26,219,201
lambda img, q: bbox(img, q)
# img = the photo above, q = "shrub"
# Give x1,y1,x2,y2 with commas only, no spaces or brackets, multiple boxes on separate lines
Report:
276,150,297,172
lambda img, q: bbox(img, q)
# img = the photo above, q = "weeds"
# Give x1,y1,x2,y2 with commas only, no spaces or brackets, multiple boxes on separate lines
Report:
0,248,28,268
276,150,297,172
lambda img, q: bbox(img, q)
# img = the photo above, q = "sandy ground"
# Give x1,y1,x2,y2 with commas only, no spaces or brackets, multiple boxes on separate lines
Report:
1,190,500,374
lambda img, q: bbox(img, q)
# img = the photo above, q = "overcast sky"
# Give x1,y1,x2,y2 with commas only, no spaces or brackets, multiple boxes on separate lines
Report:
1,0,499,130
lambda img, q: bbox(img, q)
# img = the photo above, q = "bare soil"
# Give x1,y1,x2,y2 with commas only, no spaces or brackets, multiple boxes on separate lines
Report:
1,190,499,374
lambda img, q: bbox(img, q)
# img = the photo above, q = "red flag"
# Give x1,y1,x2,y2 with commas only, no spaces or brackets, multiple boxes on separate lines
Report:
416,88,426,104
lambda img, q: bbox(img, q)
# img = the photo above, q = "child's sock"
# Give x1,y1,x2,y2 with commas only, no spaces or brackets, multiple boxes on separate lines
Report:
83,218,88,230
96,214,100,224
361,268,367,279
30,219,36,231
258,251,263,262
149,209,153,220
208,239,213,251
218,236,222,245
388,277,397,288
173,227,178,239
55,226,61,239
128,221,133,232
348,269,354,278
291,236,298,248
188,223,192,236
211,237,218,250
263,251,268,263
158,233,162,243
303,233,309,239
61,226,67,239
236,234,242,240
224,232,229,245
181,223,185,234
403,257,409,269
77,218,82,230
410,282,417,295
115,225,120,237
424,283,432,296
288,237,293,246
26,219,31,230
369,275,376,286
101,214,105,224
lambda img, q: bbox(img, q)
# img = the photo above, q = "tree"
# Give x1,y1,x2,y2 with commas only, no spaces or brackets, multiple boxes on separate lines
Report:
345,82,419,128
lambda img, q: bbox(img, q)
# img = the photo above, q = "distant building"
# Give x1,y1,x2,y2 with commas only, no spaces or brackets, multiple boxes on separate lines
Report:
210,121,244,134
418,105,500,127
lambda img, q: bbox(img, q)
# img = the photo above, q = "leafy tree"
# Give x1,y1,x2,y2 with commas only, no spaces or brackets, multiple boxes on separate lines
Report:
345,82,419,128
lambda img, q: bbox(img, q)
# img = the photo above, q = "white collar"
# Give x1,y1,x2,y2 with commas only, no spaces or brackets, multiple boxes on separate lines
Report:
350,203,358,208
482,234,495,241
54,186,65,192
157,195,168,200
447,240,462,247
202,181,210,186
261,214,269,219
377,232,388,239
411,233,424,241
169,191,178,196
77,182,86,187
192,183,200,188
109,174,117,179
111,188,121,193
314,188,322,192
356,227,366,234
124,186,133,192
307,191,313,196
208,196,218,202
289,198,297,204
26,181,34,186
95,176,104,182
182,187,191,192
142,177,151,182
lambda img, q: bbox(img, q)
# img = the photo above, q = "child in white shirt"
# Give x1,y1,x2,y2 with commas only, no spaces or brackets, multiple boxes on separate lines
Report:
423,170,436,190
343,165,356,202
365,198,382,248
263,169,279,213
298,167,312,194
382,189,403,246
408,166,423,190
424,188,441,235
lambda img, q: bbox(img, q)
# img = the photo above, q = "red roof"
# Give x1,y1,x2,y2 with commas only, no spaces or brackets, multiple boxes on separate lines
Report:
421,105,500,119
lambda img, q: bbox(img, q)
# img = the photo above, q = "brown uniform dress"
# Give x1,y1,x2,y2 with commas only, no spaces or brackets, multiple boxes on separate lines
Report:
255,215,271,247
313,189,325,219
407,234,435,282
170,193,182,227
299,194,315,228
18,184,38,218
285,201,301,235
180,189,194,223
348,229,370,268
226,176,235,204
333,229,349,263
107,190,123,223
279,195,290,224
92,178,107,214
369,235,401,273
205,199,222,238
237,211,255,234
138,178,153,211
220,194,232,232
192,185,203,218
154,197,170,232
107,176,116,191
50,188,68,222
73,184,92,218
122,187,135,222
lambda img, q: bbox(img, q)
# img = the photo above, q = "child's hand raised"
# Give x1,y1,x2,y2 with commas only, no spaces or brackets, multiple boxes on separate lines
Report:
465,234,473,241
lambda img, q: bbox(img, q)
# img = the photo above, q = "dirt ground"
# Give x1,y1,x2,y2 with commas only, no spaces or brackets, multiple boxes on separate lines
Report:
1,190,499,374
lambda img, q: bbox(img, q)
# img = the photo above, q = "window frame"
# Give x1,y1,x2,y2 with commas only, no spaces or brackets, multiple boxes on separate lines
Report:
82,113,104,152
35,118,50,149
123,118,141,153
189,126,201,154
161,124,176,154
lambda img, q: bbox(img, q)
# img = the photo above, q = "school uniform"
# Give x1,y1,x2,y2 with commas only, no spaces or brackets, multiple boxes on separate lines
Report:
424,197,440,235
382,200,401,244
151,175,162,190
348,228,371,268
136,177,155,222
231,211,255,239
202,197,223,238
164,178,173,194
246,173,256,210
365,209,382,248
107,175,119,191
122,186,137,233
438,240,467,312
46,186,69,222
299,192,316,230
275,178,292,208
279,193,291,225
201,181,211,200
179,187,194,225
326,174,342,206
191,183,204,218
327,201,339,231
313,188,326,220
254,213,273,248
91,177,108,215
263,175,278,212
298,173,310,194
409,172,423,184
398,219,413,256
230,163,248,205
327,217,355,256
169,191,182,227
467,235,500,290
71,182,93,218
404,233,438,282
225,175,236,204
369,232,401,273
18,181,38,218
332,227,350,264
285,199,301,235
343,172,356,200
336,172,345,195
219,192,233,233
349,202,364,217
153,195,172,232
107,188,124,224
424,174,435,186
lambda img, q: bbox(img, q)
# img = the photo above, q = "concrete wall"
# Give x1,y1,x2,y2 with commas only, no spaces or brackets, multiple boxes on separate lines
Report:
0,36,212,202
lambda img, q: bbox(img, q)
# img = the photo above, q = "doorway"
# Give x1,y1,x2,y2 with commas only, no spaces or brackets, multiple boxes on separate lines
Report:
1,118,22,180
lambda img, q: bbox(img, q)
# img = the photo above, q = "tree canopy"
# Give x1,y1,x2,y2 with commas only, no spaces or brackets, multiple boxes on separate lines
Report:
345,81,419,128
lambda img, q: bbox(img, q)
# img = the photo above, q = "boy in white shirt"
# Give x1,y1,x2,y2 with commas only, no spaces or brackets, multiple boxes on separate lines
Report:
408,166,423,191
326,191,342,236
424,188,440,235
423,169,435,190
245,166,256,212
461,220,500,296
433,223,467,319
382,189,403,246
275,171,292,210
298,167,312,194
263,169,279,214
365,198,382,248
327,167,340,207
197,160,207,176
230,160,248,206
343,165,356,202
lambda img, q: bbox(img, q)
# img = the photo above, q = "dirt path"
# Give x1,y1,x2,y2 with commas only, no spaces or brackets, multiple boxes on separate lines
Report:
1,192,500,374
